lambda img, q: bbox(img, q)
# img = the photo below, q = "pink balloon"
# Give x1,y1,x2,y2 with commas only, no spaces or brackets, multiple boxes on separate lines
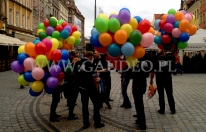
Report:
140,33,154,48
182,14,192,23
186,13,193,18
172,28,181,38
24,58,36,70
164,23,174,33
32,67,45,80
42,38,52,52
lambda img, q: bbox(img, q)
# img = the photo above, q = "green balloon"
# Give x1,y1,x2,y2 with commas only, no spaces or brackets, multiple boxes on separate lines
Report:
168,9,176,15
49,18,57,28
39,32,47,40
38,23,46,30
66,66,71,73
46,36,52,39
58,19,64,25
164,44,172,50
18,75,29,86
108,18,120,33
129,30,142,46
74,38,81,46
94,18,108,33
52,31,61,40
178,42,188,49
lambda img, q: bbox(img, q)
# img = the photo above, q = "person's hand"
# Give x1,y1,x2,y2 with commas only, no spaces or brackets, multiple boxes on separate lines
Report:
72,58,80,63
95,77,101,82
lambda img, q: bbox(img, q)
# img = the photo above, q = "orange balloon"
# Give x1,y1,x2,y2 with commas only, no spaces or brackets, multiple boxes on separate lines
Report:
46,50,54,60
179,19,189,31
132,46,145,59
114,30,127,44
148,27,155,35
188,25,197,35
25,42,36,57
99,33,112,46
175,11,184,21
156,32,161,36
161,14,168,21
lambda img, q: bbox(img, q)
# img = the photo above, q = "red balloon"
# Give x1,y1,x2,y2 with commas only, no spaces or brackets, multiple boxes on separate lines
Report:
55,25,63,32
107,31,116,43
62,21,69,28
51,50,62,62
172,43,176,49
162,35,171,44
35,42,47,55
158,20,167,30
106,54,120,63
158,44,164,50
57,72,65,82
44,20,49,27
95,46,108,53
112,59,126,71
72,25,78,32
137,20,151,34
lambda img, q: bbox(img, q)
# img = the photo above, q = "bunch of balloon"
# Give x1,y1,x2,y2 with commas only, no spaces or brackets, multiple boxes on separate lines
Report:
10,17,80,96
154,9,197,50
90,8,154,70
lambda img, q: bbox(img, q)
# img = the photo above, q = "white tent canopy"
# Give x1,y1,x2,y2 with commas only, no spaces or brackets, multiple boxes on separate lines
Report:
0,34,26,46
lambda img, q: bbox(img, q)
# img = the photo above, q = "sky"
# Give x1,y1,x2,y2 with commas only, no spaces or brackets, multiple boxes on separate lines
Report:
75,0,181,38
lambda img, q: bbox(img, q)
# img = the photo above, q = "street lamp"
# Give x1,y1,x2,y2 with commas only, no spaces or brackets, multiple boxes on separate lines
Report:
94,0,96,21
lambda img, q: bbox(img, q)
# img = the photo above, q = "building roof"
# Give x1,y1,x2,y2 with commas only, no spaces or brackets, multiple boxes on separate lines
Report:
154,14,163,20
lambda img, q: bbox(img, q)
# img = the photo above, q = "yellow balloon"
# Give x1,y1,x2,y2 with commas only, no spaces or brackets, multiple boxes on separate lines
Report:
58,40,63,48
51,38,59,50
66,36,75,44
126,56,138,68
35,55,48,68
110,12,118,16
31,81,44,92
191,14,195,24
72,31,81,40
37,29,45,36
129,18,138,30
120,24,133,38
17,75,29,86
98,14,109,21
18,45,25,54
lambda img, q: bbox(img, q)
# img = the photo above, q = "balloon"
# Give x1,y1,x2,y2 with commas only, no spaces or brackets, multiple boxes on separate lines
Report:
183,14,192,23
166,14,175,24
35,42,47,55
72,31,81,40
52,31,61,40
33,39,41,45
38,23,46,30
188,25,197,35
57,72,65,82
37,29,45,36
42,72,51,82
162,35,171,44
154,36,162,45
35,55,48,68
50,65,61,77
137,20,150,34
46,77,58,88
107,44,121,57
161,30,166,36
74,38,81,46
109,14,118,19
173,21,180,28
64,25,72,33
31,81,44,92
132,46,145,59
158,44,164,50
46,36,52,39
59,59,68,71
178,41,188,49
58,19,64,25
18,46,25,54
191,14,195,24
71,25,78,32
129,18,138,30
120,8,130,13
32,67,45,80
179,19,189,31
94,46,108,53
126,56,138,68
61,50,69,60
158,20,167,30
49,18,57,28
46,26,54,36
161,14,168,21
181,10,186,15
112,59,126,71
42,38,52,52
24,58,36,70
140,33,154,47
114,30,127,44
11,61,24,73
120,24,133,38
110,12,118,16
118,9,131,25
154,19,160,30
129,30,142,46
51,50,62,62
17,75,29,86
90,34,102,47
29,88,42,97
106,54,120,63
62,21,69,28
39,32,47,40
168,9,176,15
95,18,108,33
91,28,100,35
148,27,155,35
172,28,181,38
51,38,59,50
98,14,109,21
108,18,121,33
45,87,56,94
44,19,49,27
17,53,29,65
172,36,179,44
175,11,184,21
156,32,161,36
55,25,63,32
121,42,135,56
61,43,73,50
179,33,190,42
99,33,112,46
60,29,69,39
133,16,142,23
164,23,174,33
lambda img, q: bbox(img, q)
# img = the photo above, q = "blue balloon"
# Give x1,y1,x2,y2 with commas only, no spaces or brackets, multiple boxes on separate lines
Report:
161,30,166,36
17,53,29,65
120,8,130,13
45,87,56,94
29,88,42,97
61,50,70,60
108,44,121,57
154,36,162,45
42,72,51,82
33,39,41,45
172,37,179,44
134,16,142,23
24,71,35,82
179,33,190,42
36,38,40,40
173,21,180,28
91,28,100,36
121,42,135,56
59,59,68,71
154,19,160,30
90,34,102,47
60,29,69,39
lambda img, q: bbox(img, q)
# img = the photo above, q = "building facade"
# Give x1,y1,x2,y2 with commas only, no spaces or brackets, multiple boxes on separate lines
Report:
52,0,59,19
0,0,7,34
200,0,206,29
59,0,68,21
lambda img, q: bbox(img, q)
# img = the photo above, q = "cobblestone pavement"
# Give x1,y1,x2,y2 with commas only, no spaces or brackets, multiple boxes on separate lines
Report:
1,71,206,132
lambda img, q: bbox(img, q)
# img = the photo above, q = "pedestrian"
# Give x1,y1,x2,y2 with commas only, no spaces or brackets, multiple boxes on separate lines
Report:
174,52,183,75
150,50,176,115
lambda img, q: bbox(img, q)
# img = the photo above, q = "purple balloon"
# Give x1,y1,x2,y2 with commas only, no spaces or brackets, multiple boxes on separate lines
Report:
64,25,72,34
118,9,131,25
42,38,52,51
50,65,61,77
11,61,24,73
166,14,175,24
181,10,186,15
46,77,58,88
46,26,54,36
109,14,118,19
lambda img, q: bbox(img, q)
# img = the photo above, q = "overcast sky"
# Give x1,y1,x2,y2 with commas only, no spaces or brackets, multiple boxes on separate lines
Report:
75,0,181,38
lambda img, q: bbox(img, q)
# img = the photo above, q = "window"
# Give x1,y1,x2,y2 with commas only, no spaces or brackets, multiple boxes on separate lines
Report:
16,11,19,26
68,17,72,23
27,17,30,29
22,0,25,5
195,11,196,20
197,9,199,19
200,15,202,23
22,14,25,27
9,9,13,24
203,14,205,22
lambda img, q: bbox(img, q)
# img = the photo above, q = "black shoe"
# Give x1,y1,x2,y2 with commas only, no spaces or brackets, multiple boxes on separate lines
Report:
20,86,24,89
49,118,59,122
158,110,165,114
68,116,78,120
83,123,90,129
55,114,61,118
137,126,146,130
94,122,105,128
171,111,176,114
109,98,113,101
133,115,138,117
120,104,125,108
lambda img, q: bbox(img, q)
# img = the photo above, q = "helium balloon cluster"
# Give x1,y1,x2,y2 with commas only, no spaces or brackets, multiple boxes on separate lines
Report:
10,17,79,97
91,8,154,69
154,9,197,50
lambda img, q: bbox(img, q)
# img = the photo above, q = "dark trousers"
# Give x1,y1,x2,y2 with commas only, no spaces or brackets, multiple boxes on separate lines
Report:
121,76,131,107
67,87,79,117
100,79,110,107
79,89,101,125
50,90,61,118
105,76,111,98
156,79,175,112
